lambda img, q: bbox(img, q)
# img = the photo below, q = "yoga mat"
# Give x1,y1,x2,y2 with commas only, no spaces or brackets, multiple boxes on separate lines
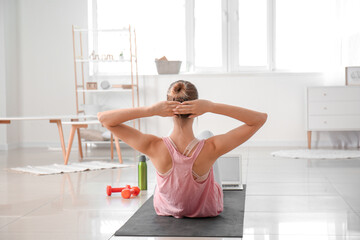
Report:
115,186,246,238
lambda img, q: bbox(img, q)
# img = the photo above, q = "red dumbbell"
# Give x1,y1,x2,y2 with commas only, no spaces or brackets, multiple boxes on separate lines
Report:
106,185,140,199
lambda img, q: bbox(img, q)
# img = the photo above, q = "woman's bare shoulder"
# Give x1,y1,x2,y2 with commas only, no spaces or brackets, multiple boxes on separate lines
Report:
150,137,173,174
196,138,218,162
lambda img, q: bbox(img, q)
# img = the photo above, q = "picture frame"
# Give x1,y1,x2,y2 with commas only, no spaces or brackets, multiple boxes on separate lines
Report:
86,82,98,90
345,66,360,85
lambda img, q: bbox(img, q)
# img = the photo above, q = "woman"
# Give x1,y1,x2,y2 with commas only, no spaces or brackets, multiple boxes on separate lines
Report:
98,80,267,218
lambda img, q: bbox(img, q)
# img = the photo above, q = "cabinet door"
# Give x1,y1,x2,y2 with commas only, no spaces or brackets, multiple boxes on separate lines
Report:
308,101,360,115
308,116,360,130
308,87,360,102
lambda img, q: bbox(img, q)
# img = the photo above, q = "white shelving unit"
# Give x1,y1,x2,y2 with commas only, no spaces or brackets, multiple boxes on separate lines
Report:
71,25,140,162
72,25,140,119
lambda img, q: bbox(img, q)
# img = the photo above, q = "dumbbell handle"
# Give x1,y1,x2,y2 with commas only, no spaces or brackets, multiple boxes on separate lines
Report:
107,185,132,196
110,187,125,192
107,185,125,196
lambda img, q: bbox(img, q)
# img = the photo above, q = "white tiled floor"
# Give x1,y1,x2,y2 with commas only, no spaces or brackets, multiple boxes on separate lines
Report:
1,146,360,240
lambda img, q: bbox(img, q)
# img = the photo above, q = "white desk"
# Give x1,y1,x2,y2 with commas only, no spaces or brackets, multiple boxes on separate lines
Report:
0,115,95,121
0,116,122,164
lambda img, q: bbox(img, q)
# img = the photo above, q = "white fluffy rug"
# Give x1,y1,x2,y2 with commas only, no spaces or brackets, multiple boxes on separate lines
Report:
271,149,360,159
9,161,134,175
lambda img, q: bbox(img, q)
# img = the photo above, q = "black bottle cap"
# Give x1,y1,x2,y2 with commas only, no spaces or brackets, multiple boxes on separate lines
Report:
139,155,146,162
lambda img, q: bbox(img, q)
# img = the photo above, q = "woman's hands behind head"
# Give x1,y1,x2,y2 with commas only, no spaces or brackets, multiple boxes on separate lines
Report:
149,101,180,117
173,99,213,118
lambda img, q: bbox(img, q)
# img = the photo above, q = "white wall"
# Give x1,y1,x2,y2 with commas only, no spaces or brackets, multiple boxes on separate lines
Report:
0,0,357,150
0,0,20,150
142,73,328,147
0,0,8,150
4,0,20,148
15,0,88,147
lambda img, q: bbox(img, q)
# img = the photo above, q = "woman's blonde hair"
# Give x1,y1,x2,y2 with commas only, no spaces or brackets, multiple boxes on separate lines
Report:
167,80,198,118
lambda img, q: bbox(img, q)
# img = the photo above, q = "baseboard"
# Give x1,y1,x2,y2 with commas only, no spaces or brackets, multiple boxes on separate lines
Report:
0,142,23,150
1,140,354,150
6,141,132,150
18,142,65,149
241,141,307,147
237,140,349,148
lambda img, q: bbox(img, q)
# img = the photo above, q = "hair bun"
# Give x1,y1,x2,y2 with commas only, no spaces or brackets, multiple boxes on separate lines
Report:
172,82,186,96
167,80,198,105
167,80,198,118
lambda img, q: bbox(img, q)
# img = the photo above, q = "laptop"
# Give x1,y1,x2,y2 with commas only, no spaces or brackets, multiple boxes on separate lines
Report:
217,154,243,190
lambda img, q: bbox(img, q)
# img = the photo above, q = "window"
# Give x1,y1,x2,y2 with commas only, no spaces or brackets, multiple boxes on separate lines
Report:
192,0,268,72
91,0,345,74
238,0,268,67
194,0,223,70
91,0,186,74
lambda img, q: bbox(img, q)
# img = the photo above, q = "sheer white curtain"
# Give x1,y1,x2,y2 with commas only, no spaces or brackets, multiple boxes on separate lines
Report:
323,0,360,148
95,0,186,74
276,0,340,72
339,0,360,67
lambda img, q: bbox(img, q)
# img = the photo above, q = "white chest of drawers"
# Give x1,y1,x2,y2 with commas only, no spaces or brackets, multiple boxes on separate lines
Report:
306,86,360,148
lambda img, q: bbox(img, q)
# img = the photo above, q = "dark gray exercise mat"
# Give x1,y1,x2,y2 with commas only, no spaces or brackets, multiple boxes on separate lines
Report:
115,186,246,238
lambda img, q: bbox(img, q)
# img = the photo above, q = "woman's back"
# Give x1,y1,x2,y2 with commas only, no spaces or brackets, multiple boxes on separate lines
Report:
151,133,219,180
153,137,223,218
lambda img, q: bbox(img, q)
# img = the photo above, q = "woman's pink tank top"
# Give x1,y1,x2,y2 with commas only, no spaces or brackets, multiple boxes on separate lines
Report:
153,137,223,218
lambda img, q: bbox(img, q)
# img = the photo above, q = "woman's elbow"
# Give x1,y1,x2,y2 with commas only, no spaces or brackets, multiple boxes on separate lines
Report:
98,112,118,128
259,113,268,125
97,112,108,126
97,112,103,122
253,112,267,127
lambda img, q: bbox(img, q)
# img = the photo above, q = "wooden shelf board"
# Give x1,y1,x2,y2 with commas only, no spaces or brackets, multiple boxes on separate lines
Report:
74,28,129,33
75,59,132,63
82,140,127,144
77,89,134,93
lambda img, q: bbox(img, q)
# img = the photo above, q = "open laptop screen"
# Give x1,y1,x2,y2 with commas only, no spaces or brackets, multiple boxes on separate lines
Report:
217,155,243,190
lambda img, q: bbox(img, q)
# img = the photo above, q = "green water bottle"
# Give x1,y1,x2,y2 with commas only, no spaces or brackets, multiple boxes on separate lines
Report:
138,155,147,190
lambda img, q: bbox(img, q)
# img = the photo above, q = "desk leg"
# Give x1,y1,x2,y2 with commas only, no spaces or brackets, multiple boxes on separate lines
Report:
114,136,123,164
307,131,312,149
65,124,88,165
110,133,114,160
76,128,83,158
50,120,66,160
71,119,84,159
